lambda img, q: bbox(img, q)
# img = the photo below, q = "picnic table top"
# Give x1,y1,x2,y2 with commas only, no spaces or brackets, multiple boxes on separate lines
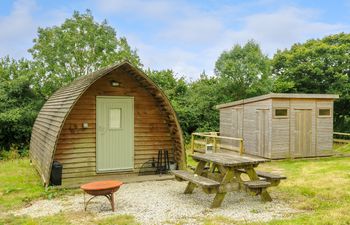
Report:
80,180,123,191
191,152,270,167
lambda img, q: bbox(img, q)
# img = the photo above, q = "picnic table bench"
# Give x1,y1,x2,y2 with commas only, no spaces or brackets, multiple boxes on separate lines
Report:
172,152,286,208
236,168,287,186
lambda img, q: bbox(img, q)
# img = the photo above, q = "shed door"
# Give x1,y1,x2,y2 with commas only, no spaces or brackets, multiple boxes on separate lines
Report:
256,109,269,157
294,110,312,157
96,97,134,172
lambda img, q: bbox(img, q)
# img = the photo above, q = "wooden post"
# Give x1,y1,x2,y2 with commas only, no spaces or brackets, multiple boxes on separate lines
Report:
213,137,217,153
191,134,195,155
239,140,244,155
211,167,234,208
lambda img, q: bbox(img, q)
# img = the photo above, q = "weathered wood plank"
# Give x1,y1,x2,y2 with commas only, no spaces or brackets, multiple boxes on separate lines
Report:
192,153,269,167
244,180,270,188
172,170,220,188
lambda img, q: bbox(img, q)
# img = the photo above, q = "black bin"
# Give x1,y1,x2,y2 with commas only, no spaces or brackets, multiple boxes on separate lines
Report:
50,161,62,186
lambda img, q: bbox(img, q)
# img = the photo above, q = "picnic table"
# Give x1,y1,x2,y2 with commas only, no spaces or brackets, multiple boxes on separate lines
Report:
172,152,286,208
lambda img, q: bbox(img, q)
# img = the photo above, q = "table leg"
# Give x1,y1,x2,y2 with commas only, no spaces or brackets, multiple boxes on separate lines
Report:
211,167,234,208
184,161,206,194
261,189,272,202
245,167,259,180
209,163,216,173
245,167,272,202
211,193,226,208
233,169,244,190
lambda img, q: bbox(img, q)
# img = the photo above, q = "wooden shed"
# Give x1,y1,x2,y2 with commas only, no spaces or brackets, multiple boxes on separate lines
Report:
216,93,339,159
30,62,185,187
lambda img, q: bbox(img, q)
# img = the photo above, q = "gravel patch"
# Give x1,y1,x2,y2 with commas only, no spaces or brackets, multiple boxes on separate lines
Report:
13,180,299,224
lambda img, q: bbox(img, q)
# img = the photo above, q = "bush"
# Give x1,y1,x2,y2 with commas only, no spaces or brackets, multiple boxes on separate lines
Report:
0,145,21,160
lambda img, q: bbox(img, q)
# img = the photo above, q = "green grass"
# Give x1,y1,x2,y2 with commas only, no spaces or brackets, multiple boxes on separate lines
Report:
258,157,350,224
0,212,138,225
2,155,350,224
187,149,350,224
0,213,71,225
95,215,139,225
0,158,139,225
334,143,350,154
0,158,76,211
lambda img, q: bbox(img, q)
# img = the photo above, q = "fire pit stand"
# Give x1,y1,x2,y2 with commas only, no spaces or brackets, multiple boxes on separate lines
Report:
80,180,123,211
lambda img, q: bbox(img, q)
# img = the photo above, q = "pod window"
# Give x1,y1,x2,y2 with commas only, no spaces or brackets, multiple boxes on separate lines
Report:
109,108,121,129
274,108,288,118
318,108,331,117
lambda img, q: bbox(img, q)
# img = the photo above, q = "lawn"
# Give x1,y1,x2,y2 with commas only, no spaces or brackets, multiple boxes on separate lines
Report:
1,151,350,224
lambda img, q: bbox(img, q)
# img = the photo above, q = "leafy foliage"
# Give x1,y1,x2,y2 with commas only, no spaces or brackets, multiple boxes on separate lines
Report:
272,33,350,131
155,41,273,137
1,8,349,153
215,40,272,100
146,69,188,103
0,10,141,152
146,69,192,135
0,57,43,151
29,10,141,98
182,73,228,135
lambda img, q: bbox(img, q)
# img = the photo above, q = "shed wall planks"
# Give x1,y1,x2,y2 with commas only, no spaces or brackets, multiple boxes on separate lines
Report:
218,95,337,159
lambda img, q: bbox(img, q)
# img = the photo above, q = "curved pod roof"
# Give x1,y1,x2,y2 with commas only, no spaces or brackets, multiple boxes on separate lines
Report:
30,62,185,186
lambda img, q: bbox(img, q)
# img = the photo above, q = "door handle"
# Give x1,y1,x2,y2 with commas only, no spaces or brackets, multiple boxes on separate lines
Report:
98,126,106,135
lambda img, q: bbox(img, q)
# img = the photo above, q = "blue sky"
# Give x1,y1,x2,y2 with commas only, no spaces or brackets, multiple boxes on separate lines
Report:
0,0,349,79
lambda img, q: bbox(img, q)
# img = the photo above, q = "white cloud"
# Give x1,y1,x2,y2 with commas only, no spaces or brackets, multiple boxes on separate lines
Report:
1,0,348,80
228,7,347,55
0,0,36,40
0,0,37,58
0,0,73,59
138,5,349,78
96,1,349,79
127,34,200,79
160,16,223,44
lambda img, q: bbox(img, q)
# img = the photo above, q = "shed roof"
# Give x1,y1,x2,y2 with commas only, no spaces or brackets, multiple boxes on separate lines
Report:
216,93,339,109
30,61,185,186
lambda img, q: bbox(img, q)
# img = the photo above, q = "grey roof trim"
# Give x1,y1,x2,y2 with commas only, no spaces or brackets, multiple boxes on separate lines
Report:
216,93,339,109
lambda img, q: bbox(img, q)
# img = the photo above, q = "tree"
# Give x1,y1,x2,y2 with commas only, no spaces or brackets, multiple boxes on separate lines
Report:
272,33,350,131
146,69,187,102
0,57,43,151
29,10,141,98
146,69,191,135
215,40,272,101
177,72,232,135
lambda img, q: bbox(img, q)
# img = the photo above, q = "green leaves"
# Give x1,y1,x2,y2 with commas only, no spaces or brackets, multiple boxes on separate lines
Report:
272,33,350,131
215,40,272,100
0,10,142,151
0,58,43,151
28,10,141,98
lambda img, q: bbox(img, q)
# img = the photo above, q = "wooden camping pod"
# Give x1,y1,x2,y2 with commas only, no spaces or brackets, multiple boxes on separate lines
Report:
30,62,185,187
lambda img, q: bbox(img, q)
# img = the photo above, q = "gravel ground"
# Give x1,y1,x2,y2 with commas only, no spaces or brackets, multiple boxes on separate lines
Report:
13,180,299,224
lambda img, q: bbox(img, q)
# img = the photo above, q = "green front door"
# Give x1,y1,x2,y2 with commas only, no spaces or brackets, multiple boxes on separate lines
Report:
96,96,134,172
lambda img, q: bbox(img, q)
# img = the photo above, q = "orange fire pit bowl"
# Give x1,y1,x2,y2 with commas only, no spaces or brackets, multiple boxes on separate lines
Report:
80,180,123,211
